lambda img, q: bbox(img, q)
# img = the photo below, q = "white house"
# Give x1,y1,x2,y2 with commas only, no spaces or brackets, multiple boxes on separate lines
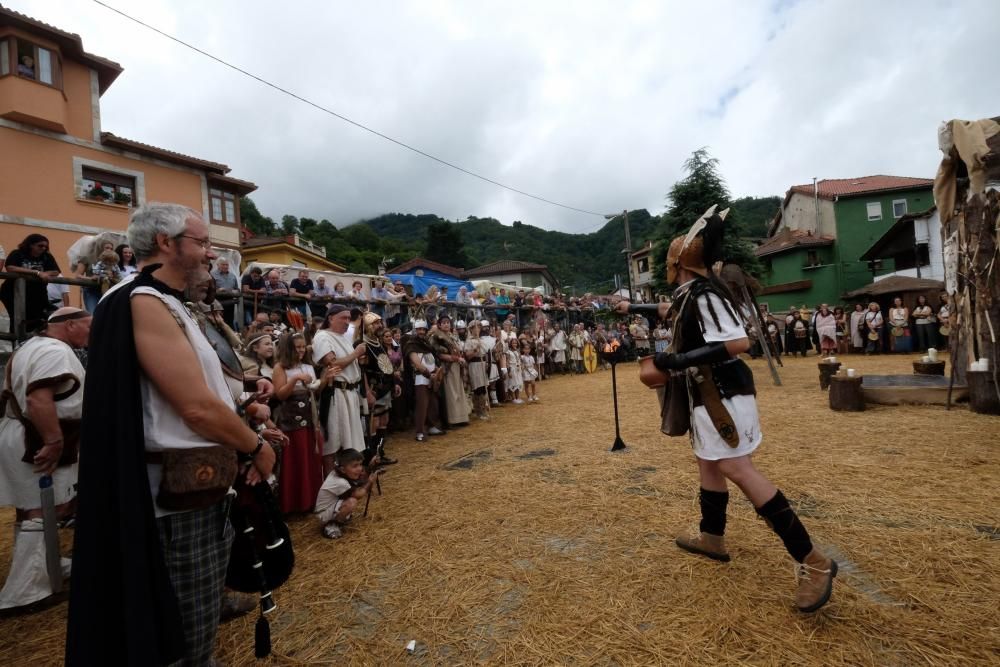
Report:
861,207,943,282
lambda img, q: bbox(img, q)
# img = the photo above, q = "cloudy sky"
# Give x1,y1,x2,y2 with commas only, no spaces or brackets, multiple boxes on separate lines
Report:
12,0,999,233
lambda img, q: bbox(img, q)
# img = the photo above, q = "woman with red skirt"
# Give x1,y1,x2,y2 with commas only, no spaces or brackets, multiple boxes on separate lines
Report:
272,332,338,513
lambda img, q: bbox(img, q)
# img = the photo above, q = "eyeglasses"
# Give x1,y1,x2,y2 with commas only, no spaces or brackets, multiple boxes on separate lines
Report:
175,234,212,249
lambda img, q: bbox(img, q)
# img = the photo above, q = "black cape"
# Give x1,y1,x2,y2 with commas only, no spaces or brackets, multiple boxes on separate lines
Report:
66,266,187,665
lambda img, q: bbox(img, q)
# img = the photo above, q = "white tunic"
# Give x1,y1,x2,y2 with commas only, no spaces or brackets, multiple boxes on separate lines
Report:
521,354,538,382
0,336,83,509
314,472,352,524
688,293,762,461
550,330,567,363
0,336,83,609
312,329,365,455
134,287,237,518
505,348,523,391
464,338,489,390
481,335,500,382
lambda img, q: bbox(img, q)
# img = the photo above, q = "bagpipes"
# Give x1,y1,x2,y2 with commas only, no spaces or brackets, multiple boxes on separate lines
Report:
225,470,295,659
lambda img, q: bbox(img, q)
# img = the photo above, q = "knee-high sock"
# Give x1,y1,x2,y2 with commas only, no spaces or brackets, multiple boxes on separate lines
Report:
699,488,729,536
756,490,813,563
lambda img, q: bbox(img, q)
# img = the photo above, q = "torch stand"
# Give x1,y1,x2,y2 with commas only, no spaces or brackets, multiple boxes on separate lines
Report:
604,351,628,452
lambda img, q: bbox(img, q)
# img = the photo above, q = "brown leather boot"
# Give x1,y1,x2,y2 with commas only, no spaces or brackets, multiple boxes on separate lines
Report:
795,548,837,612
675,531,731,562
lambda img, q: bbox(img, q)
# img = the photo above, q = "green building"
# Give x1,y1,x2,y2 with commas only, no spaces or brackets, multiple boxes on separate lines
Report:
755,176,934,313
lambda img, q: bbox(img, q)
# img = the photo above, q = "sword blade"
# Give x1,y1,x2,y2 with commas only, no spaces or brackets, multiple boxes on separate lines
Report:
39,475,62,594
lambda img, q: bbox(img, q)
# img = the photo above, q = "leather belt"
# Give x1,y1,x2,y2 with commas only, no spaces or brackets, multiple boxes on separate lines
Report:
690,359,756,407
334,380,362,392
467,357,484,362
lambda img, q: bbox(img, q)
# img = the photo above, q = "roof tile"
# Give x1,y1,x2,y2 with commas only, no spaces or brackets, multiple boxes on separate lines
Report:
789,175,932,200
755,228,834,258
463,259,549,276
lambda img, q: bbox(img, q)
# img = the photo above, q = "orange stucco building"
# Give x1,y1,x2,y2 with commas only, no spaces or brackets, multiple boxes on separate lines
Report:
0,6,256,274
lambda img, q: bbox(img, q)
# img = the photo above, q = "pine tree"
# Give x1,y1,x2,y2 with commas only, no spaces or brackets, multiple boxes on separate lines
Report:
653,148,762,290
425,221,471,268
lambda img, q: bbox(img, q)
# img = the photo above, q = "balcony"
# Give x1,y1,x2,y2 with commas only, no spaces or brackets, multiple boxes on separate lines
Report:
292,234,327,257
0,74,67,133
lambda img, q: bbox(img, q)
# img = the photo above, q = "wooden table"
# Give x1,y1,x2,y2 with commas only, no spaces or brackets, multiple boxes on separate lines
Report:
829,375,864,411
912,360,945,376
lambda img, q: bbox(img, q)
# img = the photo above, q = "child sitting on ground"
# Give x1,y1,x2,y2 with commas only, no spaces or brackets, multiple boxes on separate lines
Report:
315,448,381,539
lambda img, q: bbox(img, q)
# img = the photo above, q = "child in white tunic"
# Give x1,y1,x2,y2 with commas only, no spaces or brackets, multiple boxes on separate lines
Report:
520,341,538,402
504,338,523,403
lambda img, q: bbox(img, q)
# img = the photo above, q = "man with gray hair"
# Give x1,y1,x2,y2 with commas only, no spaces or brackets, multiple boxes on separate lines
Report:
67,203,276,665
211,258,240,329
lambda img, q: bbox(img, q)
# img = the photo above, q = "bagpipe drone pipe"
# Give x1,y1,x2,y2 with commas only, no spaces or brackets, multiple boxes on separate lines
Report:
225,471,295,658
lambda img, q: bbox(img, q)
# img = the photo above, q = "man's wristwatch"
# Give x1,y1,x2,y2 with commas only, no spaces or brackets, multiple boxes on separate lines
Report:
250,433,266,458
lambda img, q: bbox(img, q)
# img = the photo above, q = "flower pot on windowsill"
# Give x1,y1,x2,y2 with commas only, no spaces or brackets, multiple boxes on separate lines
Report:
87,189,111,202
113,193,132,207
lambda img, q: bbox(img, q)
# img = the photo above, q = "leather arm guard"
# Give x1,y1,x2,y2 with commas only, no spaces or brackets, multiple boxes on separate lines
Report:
626,303,662,316
653,341,731,371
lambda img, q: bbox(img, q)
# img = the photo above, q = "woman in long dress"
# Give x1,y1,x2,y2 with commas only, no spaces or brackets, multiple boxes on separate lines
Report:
434,316,469,426
463,321,491,420
849,303,866,353
272,332,335,513
814,305,838,356
888,296,911,353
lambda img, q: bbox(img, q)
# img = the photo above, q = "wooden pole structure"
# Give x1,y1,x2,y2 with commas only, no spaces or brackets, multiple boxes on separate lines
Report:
936,118,1000,414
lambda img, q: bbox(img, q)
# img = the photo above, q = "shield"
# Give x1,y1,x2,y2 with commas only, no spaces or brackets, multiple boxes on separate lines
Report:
376,352,394,375
583,342,598,373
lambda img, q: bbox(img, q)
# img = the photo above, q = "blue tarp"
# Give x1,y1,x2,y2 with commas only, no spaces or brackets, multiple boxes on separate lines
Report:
386,269,474,296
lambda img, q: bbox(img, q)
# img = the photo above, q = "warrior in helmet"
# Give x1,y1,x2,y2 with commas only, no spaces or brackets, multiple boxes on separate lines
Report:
617,205,837,613
360,311,399,465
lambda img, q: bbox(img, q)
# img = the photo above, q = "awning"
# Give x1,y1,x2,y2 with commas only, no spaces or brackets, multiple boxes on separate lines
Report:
844,275,943,298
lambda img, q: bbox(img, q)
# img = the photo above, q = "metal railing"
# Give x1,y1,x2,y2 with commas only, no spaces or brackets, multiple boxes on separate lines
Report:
0,272,614,343
223,291,607,332
0,271,99,342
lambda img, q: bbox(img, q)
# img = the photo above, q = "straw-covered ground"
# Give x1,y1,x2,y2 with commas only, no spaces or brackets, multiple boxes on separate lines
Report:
0,353,998,665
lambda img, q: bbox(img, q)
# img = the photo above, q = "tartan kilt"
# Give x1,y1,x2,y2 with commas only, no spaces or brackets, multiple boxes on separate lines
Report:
157,501,234,665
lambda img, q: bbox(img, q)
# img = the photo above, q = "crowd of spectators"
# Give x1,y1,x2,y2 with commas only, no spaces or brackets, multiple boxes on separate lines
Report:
753,296,952,359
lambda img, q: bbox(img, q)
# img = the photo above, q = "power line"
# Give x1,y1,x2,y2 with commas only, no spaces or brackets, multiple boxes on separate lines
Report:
92,0,607,219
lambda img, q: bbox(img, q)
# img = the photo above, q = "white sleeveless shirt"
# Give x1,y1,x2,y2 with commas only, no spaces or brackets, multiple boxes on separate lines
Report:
133,286,235,516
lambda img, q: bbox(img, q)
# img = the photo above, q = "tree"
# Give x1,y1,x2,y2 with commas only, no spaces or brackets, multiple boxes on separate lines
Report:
239,197,276,237
425,221,470,268
729,196,782,238
298,217,318,235
654,148,762,290
342,224,380,252
280,215,299,236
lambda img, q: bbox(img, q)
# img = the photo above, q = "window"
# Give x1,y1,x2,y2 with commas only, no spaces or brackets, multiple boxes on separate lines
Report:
636,257,649,273
866,202,882,221
4,38,61,88
892,199,907,218
81,166,136,205
209,189,238,224
806,250,818,266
